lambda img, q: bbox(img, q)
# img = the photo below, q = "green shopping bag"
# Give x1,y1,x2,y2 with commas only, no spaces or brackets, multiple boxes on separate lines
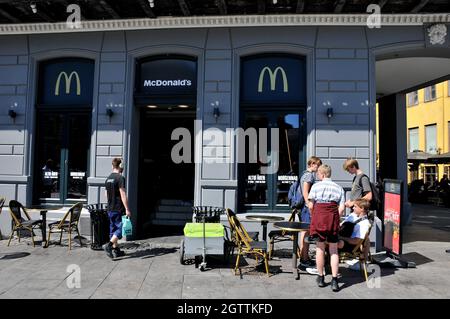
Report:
122,216,133,237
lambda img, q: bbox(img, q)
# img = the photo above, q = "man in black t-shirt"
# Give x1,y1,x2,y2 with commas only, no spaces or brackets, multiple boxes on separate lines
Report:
103,157,132,259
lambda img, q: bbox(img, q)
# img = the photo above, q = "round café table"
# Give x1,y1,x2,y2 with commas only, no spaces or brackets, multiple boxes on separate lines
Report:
273,221,310,280
245,215,285,242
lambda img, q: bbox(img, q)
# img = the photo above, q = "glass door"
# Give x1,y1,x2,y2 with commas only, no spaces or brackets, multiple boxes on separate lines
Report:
239,110,305,212
35,111,91,205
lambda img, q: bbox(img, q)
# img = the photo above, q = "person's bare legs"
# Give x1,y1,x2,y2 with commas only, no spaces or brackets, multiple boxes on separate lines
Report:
300,231,310,261
110,235,119,249
316,241,326,275
328,243,339,278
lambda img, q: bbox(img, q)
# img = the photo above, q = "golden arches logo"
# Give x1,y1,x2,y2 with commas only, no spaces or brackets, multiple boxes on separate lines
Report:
55,71,81,96
257,66,288,93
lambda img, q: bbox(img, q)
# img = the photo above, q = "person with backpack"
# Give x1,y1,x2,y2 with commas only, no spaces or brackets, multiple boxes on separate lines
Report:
343,158,376,213
297,156,322,268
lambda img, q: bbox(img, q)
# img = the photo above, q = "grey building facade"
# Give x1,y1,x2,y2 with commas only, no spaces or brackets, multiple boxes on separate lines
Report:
1,15,450,246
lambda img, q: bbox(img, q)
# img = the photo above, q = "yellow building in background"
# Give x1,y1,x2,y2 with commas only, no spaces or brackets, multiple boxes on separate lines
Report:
406,81,450,184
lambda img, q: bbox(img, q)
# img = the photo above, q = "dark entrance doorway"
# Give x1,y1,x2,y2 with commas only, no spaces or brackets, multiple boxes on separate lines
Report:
138,109,195,237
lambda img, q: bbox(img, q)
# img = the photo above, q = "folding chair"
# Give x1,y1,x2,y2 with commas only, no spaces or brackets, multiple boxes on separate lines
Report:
46,202,84,250
7,200,42,247
231,215,270,276
268,208,301,258
224,208,259,259
339,223,373,282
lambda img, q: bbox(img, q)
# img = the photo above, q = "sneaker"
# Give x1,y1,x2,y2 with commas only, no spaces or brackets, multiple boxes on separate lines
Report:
349,262,361,271
102,243,113,259
112,247,125,258
316,275,326,288
345,258,359,266
306,267,319,275
331,277,340,292
299,259,316,268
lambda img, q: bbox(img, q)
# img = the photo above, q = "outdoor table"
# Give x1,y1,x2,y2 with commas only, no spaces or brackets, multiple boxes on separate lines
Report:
26,206,61,248
273,221,310,280
245,215,285,242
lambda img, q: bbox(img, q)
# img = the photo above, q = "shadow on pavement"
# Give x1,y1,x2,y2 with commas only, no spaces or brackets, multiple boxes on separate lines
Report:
0,252,31,260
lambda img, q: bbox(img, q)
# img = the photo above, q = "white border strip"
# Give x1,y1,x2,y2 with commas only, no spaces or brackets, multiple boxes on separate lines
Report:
0,14,449,35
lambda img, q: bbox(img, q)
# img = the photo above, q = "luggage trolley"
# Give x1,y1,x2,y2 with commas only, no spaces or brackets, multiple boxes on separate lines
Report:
180,206,225,271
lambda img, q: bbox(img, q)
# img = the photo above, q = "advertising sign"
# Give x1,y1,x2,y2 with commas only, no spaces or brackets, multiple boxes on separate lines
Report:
240,54,306,105
136,56,197,96
383,179,403,255
38,58,94,106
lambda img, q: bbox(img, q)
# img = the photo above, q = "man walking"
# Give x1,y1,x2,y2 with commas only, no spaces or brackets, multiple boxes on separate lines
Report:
103,157,132,259
343,158,372,210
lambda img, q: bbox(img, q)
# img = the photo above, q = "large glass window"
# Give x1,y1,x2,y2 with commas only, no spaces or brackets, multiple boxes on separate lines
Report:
35,112,91,203
240,111,305,210
424,166,437,186
35,58,93,205
425,124,438,154
424,85,436,102
408,127,419,152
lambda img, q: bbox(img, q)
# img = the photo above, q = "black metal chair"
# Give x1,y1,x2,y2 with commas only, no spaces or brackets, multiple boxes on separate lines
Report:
7,200,42,247
268,208,301,258
46,202,84,250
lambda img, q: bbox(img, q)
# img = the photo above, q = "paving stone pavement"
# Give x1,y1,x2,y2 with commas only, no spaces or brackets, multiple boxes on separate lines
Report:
0,204,449,299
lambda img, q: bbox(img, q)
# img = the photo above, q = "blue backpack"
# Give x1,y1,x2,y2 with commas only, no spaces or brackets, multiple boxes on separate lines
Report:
288,179,304,209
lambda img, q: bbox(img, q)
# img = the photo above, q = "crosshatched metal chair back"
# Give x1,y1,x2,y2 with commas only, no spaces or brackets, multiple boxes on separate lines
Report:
7,200,42,247
9,200,31,226
57,202,83,228
192,206,224,223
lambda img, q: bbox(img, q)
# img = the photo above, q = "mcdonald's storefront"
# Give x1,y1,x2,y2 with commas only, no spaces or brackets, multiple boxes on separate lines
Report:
2,21,438,241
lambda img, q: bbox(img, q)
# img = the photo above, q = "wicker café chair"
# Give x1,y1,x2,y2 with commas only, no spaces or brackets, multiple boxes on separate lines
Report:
46,202,84,250
224,209,259,257
268,208,301,259
7,200,42,247
231,215,270,276
339,223,373,282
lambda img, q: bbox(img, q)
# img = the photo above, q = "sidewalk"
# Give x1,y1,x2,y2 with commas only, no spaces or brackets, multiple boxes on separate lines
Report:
0,204,449,299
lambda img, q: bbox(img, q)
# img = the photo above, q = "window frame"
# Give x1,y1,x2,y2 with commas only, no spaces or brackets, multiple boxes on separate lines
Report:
425,124,438,154
424,85,437,102
407,91,419,107
408,127,419,153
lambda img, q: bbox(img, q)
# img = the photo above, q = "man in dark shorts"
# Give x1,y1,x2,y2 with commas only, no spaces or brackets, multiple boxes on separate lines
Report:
307,164,345,292
298,156,322,268
103,158,132,259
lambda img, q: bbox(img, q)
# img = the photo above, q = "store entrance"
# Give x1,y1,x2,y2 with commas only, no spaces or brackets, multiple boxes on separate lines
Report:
138,109,195,237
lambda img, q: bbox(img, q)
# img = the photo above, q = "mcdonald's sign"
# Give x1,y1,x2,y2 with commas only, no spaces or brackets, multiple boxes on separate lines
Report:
38,58,94,107
258,66,288,93
55,71,81,96
241,55,306,104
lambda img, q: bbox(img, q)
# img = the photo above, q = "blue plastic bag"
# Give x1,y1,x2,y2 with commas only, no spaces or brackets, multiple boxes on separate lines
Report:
122,216,132,237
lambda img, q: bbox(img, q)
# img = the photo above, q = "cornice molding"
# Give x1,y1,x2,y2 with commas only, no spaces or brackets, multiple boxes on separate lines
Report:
0,14,449,35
